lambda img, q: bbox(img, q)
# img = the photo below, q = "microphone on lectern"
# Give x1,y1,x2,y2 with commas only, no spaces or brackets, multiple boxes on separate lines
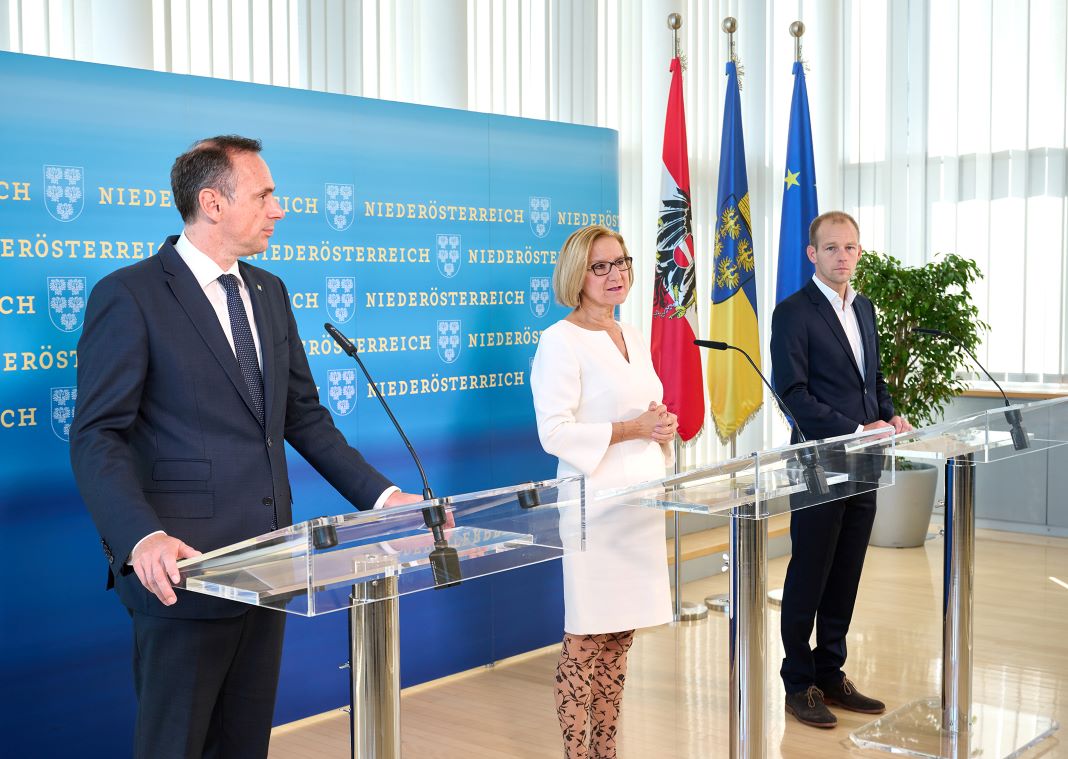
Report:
326,322,460,588
912,327,1028,450
693,339,830,495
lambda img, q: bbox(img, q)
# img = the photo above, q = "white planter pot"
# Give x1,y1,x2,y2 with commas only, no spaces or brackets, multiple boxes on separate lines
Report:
869,462,939,548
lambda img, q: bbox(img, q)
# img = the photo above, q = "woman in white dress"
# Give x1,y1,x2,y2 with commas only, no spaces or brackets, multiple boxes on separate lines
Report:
531,224,677,759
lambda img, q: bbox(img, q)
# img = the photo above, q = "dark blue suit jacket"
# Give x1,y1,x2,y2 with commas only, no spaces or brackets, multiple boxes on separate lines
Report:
70,237,392,619
770,278,895,443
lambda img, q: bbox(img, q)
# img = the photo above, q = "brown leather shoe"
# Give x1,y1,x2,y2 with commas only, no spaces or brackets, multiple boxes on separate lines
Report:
819,676,886,714
785,685,837,728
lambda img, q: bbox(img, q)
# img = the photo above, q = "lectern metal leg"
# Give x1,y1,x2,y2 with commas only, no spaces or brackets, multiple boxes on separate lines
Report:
349,576,400,759
673,511,683,620
942,453,975,736
729,514,767,759
672,438,683,621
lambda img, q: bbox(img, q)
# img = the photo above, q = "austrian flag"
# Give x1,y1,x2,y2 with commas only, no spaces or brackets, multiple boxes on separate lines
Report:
651,56,704,442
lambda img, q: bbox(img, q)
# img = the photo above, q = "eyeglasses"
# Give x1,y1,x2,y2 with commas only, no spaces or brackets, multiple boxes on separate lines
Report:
587,256,633,276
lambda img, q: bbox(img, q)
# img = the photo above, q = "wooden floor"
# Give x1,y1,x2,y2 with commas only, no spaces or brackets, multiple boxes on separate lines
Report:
269,529,1068,758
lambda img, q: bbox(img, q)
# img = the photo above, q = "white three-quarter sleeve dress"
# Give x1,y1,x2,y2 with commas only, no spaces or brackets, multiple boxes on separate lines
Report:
531,319,673,634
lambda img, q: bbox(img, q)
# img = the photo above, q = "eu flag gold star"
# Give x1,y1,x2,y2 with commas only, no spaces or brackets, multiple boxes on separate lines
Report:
784,169,800,189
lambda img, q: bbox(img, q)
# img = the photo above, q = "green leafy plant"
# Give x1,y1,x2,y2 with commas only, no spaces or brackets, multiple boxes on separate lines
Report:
854,251,987,427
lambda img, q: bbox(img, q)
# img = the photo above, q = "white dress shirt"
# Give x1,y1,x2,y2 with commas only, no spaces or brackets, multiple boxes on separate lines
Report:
811,274,866,434
174,233,263,368
811,274,864,375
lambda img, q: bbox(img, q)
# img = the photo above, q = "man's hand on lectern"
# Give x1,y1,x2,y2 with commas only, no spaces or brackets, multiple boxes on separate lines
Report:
131,532,202,606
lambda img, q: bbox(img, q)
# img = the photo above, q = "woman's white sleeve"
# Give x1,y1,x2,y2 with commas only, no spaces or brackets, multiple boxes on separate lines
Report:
530,330,612,476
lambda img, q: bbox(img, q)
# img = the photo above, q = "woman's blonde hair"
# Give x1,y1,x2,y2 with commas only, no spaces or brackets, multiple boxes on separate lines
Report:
552,224,631,308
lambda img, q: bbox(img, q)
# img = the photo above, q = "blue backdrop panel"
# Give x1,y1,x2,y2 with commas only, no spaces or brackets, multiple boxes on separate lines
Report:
0,52,618,757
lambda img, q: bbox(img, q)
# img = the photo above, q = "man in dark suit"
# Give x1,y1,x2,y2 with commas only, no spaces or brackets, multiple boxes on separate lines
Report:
770,210,912,729
70,135,422,758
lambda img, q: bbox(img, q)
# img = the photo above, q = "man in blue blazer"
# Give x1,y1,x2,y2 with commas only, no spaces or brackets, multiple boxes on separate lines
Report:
70,135,421,758
770,210,912,729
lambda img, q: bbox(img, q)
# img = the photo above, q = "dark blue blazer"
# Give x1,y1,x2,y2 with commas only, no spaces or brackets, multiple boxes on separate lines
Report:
70,237,392,618
770,278,895,443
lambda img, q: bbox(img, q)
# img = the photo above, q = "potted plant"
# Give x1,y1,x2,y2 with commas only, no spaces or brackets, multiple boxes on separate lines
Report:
853,251,987,547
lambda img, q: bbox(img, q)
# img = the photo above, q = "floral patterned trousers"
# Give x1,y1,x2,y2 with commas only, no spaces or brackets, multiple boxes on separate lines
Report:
554,630,636,759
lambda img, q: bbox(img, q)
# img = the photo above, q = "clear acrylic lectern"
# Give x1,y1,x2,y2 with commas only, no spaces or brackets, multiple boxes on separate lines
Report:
595,428,898,759
175,476,586,759
849,396,1068,759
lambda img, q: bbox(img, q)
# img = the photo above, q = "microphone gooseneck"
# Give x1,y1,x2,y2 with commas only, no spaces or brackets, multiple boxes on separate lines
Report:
694,339,806,443
911,327,1028,450
693,339,829,495
325,322,461,588
326,322,435,500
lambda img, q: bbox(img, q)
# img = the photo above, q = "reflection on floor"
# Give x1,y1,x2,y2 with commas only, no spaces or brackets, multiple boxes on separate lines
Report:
269,529,1068,758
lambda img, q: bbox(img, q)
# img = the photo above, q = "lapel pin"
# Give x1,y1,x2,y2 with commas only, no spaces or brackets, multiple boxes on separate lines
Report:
256,284,262,291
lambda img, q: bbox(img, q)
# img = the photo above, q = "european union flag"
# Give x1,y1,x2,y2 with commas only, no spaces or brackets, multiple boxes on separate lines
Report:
708,60,763,442
775,61,818,305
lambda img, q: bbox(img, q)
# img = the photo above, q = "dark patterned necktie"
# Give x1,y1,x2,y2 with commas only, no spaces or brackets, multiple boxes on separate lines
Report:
218,274,265,426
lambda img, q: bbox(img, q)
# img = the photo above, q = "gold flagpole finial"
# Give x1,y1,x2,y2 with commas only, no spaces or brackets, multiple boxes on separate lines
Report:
667,13,684,65
722,17,743,87
790,21,805,63
722,16,738,62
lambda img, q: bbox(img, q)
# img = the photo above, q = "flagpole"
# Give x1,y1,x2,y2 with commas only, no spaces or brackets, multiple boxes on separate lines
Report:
663,10,705,624
668,11,683,624
768,17,809,621
717,16,769,759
